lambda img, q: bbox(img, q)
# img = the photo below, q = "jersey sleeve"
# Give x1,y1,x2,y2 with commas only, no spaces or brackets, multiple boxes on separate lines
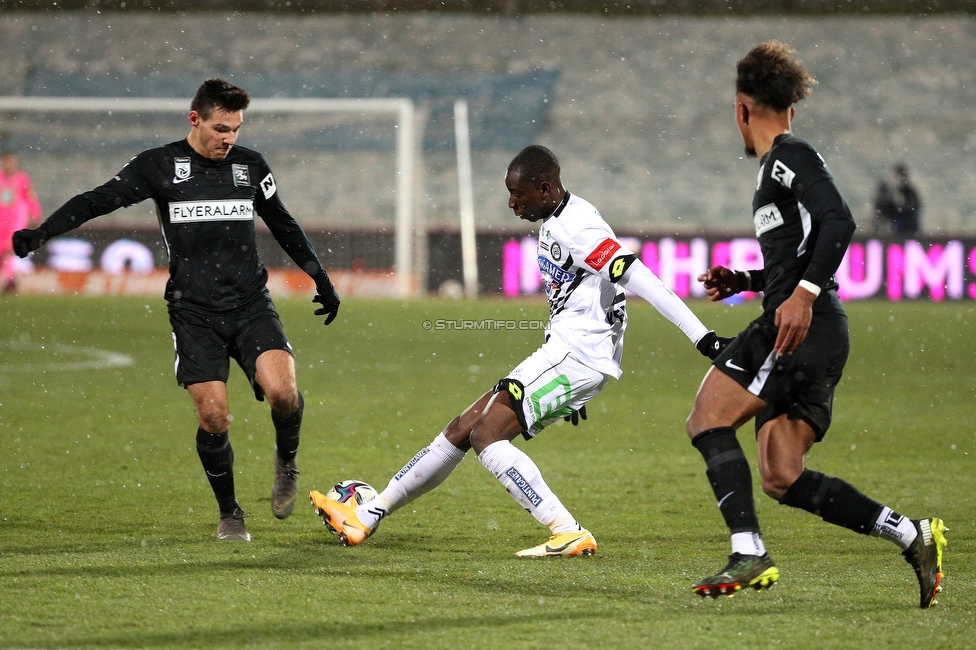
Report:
618,260,710,345
252,156,328,282
562,218,637,283
39,151,156,238
773,145,856,289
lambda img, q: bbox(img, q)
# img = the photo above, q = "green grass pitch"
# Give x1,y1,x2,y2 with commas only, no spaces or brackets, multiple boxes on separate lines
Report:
1,295,973,649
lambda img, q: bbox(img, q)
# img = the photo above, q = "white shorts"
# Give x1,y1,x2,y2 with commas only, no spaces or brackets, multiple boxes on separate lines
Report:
500,342,610,438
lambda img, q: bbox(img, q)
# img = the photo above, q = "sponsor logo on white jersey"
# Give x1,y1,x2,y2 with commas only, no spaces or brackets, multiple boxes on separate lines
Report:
169,199,254,223
585,238,621,271
538,256,576,285
753,202,784,236
260,172,277,199
771,159,796,189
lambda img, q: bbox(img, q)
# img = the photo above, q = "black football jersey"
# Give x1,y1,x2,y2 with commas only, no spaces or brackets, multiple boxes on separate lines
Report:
751,133,856,315
41,139,326,312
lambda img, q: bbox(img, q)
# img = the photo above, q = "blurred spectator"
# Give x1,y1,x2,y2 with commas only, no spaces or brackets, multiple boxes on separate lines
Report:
873,164,921,236
0,151,42,292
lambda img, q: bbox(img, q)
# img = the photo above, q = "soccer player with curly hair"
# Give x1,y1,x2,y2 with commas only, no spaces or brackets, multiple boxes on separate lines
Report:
687,41,946,608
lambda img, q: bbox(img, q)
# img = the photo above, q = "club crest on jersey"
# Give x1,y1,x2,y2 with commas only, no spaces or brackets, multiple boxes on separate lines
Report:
550,243,562,261
771,160,796,189
754,202,784,236
585,238,620,271
174,157,191,181
232,164,250,188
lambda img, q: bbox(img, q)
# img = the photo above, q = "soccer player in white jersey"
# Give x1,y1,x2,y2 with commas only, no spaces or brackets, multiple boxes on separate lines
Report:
312,145,728,556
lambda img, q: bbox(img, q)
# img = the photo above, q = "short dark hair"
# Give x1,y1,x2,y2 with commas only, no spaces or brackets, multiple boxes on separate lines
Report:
736,41,816,111
190,78,250,119
508,145,560,184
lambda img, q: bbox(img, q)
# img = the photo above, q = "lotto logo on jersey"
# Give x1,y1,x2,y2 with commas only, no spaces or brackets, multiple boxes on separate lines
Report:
753,202,784,236
585,238,621,271
169,199,255,223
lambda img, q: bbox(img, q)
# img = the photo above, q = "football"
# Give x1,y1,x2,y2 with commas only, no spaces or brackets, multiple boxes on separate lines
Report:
325,479,378,505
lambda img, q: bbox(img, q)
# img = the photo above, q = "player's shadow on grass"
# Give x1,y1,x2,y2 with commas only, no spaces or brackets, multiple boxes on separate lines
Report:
54,610,609,648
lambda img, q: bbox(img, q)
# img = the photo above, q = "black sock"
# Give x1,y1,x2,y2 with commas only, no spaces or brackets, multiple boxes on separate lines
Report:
196,427,238,514
272,392,303,462
692,427,760,534
779,469,884,535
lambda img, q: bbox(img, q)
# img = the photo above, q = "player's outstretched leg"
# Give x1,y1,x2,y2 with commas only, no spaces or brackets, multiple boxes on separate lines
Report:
692,553,780,598
903,518,948,608
310,490,375,546
477,439,596,558
514,530,598,558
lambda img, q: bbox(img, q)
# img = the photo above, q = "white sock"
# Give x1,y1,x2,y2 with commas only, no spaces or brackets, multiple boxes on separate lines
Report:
730,531,767,556
477,440,582,535
358,433,466,530
870,506,918,550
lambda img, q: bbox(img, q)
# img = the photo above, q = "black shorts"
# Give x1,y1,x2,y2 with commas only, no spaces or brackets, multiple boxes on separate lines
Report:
168,298,292,401
714,306,849,441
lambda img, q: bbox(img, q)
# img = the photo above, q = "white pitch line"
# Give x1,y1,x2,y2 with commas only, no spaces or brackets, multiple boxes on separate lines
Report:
0,341,135,372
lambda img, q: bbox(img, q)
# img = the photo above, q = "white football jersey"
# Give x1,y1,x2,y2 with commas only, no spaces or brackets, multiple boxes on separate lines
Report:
537,192,633,378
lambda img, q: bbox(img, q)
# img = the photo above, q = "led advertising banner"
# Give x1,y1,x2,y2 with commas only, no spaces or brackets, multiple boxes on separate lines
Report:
11,230,976,301
501,236,976,302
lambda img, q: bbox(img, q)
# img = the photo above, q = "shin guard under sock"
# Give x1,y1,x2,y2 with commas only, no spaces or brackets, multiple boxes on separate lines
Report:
272,392,303,461
363,433,467,530
779,469,884,535
478,440,579,531
692,427,760,534
196,427,238,514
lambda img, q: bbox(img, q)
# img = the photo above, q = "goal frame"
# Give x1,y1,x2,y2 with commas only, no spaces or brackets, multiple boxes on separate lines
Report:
0,96,419,297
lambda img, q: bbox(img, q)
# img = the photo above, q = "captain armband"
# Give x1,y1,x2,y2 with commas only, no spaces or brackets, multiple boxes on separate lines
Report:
607,253,637,283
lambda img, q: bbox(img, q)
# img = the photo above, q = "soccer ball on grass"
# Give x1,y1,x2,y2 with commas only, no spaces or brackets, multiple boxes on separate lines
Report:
325,479,378,505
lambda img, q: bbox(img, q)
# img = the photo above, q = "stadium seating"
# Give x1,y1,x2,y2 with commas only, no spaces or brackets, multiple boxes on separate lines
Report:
2,13,974,233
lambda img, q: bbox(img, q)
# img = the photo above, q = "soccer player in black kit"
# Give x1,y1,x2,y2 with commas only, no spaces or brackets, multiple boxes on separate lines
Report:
12,79,341,542
685,42,946,607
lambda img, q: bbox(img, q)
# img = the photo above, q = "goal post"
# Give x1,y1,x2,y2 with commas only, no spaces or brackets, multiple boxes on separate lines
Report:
0,96,419,297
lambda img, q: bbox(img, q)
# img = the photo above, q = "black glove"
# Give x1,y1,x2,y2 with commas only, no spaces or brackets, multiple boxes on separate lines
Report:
12,227,48,258
312,274,340,326
696,331,733,361
563,405,587,426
